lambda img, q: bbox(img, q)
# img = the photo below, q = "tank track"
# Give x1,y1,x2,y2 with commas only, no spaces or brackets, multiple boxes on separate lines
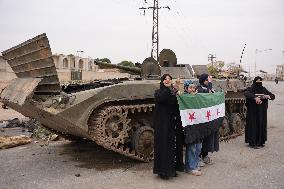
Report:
220,97,246,141
88,103,155,162
87,98,246,161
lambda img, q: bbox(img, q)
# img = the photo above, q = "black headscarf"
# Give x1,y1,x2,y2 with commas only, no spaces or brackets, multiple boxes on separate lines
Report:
252,76,264,94
199,73,209,86
160,74,172,89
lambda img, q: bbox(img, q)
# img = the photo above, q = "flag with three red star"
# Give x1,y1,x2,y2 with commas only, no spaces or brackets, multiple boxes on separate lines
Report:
177,92,225,144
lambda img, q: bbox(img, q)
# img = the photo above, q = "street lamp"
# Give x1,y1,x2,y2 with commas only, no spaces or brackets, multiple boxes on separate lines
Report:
254,48,272,77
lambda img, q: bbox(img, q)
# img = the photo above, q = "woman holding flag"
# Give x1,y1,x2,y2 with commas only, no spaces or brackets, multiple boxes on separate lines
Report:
177,75,225,174
197,73,219,165
153,74,184,180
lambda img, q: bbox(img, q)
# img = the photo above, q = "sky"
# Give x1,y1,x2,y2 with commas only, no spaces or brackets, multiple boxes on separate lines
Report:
0,0,284,74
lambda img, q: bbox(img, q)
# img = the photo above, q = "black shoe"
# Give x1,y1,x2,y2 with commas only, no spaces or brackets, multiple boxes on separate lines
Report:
249,144,259,149
176,166,184,172
257,144,265,147
174,173,178,177
159,174,169,180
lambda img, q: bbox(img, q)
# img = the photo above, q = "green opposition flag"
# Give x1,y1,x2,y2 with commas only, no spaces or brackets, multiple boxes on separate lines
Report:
177,92,225,144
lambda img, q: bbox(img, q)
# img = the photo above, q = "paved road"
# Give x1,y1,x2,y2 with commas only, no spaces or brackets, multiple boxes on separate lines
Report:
0,81,283,189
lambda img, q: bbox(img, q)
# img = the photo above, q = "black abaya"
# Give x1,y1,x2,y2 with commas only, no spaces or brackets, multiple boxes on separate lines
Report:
197,74,220,157
244,79,275,146
153,81,182,177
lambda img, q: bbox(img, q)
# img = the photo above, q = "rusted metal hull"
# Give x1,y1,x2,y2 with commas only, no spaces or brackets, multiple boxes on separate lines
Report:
2,101,90,139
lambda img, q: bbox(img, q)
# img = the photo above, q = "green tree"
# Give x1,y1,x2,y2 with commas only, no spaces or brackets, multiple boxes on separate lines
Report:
96,58,111,64
227,62,243,74
207,61,225,77
118,60,135,67
208,65,219,77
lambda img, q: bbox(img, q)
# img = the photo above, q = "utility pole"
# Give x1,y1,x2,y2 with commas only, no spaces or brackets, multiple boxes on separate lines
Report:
208,54,216,67
238,43,246,77
140,0,170,62
254,48,272,77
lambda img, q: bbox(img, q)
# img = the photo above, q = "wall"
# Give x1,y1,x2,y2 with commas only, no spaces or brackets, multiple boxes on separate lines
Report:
0,56,16,92
57,69,71,82
57,69,131,81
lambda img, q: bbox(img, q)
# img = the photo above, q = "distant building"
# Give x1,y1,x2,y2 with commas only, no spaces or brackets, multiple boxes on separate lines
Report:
52,54,98,72
276,64,284,80
52,54,131,81
52,54,99,81
259,73,276,81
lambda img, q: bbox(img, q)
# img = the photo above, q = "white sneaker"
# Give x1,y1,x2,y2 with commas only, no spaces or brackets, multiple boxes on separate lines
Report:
187,169,202,176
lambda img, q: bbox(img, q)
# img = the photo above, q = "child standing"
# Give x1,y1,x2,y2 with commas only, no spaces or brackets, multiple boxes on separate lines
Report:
183,80,202,176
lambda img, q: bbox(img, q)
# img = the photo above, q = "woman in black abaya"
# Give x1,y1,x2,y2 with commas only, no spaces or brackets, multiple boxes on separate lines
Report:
153,74,183,179
244,76,275,148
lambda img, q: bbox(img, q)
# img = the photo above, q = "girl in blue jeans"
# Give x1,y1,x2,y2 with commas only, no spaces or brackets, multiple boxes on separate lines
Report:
183,80,202,176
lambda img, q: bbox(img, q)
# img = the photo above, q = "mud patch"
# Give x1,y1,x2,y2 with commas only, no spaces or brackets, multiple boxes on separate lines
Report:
58,140,143,171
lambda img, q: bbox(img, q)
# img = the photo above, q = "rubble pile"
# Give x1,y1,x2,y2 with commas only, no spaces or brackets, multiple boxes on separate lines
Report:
0,118,58,141
32,126,59,141
0,118,39,132
0,135,32,149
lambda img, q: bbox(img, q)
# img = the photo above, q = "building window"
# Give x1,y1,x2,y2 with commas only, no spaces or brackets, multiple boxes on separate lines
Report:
88,61,93,71
79,59,84,69
63,58,69,68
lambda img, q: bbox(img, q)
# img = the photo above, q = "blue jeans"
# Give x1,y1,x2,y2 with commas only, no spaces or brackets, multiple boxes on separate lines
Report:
185,143,202,171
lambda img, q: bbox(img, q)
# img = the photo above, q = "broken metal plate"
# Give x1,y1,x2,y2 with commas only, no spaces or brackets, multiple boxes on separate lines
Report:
0,78,42,105
1,33,61,94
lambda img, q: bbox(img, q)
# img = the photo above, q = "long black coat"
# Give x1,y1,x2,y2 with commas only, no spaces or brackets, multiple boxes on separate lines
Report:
197,84,220,153
244,86,275,145
153,85,183,177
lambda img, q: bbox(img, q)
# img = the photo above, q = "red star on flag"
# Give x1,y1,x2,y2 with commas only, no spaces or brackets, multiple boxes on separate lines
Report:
217,108,220,116
206,110,211,120
188,112,196,122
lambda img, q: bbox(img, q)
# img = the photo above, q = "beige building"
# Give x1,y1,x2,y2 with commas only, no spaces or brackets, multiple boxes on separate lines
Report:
259,73,276,81
276,64,284,80
52,54,99,82
52,54,131,82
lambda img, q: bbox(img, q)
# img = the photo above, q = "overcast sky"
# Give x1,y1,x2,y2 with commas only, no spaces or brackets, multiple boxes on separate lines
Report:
0,0,283,74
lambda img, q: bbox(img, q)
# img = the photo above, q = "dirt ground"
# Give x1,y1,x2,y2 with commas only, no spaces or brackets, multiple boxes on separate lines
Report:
0,81,283,189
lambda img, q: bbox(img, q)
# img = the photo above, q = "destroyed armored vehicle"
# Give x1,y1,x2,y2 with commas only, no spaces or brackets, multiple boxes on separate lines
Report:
0,34,247,162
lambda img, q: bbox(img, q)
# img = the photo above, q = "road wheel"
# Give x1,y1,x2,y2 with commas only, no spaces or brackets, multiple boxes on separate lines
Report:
132,126,154,157
219,116,230,137
229,113,243,133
